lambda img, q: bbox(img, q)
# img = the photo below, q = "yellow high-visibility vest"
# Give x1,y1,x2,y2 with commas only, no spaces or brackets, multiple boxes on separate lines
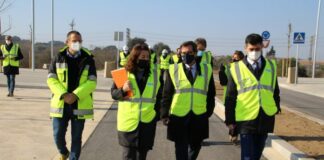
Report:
169,63,212,116
117,65,161,132
1,44,20,67
47,47,96,119
229,59,277,121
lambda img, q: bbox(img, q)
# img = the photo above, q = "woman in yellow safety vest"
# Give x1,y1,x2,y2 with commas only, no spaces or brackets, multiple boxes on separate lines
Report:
111,43,162,160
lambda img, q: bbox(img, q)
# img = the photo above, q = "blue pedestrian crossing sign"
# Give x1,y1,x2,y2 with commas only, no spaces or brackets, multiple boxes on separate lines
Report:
262,31,270,40
293,32,305,44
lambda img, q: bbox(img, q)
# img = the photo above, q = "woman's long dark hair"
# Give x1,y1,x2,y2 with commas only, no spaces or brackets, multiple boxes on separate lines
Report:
125,43,151,75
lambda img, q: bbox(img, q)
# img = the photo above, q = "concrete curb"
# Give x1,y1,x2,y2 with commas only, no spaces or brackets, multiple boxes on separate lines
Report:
213,97,315,160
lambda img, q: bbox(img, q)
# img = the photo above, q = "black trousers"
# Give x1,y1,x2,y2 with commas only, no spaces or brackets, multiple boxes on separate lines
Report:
174,140,202,160
122,146,149,160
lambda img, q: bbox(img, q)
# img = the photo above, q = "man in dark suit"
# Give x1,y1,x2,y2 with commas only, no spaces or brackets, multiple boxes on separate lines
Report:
225,34,281,160
161,41,215,160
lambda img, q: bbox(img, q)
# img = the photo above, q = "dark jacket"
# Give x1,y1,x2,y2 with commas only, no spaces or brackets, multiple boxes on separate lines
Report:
224,56,281,134
161,61,216,143
48,48,97,119
111,68,163,149
218,63,228,86
0,43,24,75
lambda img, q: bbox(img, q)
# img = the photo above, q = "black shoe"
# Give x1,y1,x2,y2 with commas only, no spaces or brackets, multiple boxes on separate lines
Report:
7,93,10,97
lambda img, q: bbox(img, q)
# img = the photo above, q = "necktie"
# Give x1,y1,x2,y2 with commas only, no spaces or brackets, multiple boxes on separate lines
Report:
187,67,194,84
253,62,260,78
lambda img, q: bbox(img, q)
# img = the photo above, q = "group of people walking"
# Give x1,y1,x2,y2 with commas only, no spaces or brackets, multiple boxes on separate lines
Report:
43,31,280,160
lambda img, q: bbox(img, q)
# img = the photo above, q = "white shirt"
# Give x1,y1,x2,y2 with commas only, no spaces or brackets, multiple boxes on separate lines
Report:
247,57,262,70
185,63,197,78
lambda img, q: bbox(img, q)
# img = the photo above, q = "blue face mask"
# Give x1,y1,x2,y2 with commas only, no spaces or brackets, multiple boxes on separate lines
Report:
197,51,203,57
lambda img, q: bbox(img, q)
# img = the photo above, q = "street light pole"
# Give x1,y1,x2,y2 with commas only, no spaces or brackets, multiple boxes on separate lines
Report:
312,0,322,78
51,0,54,60
31,0,35,71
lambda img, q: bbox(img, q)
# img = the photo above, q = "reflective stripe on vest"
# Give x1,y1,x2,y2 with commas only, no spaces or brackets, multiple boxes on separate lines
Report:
230,59,277,121
117,64,160,132
169,63,212,116
151,53,156,64
201,51,212,64
1,44,19,67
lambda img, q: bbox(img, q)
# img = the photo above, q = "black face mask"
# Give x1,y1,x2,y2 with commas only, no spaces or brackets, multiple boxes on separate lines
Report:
232,59,239,62
137,60,149,69
181,54,195,64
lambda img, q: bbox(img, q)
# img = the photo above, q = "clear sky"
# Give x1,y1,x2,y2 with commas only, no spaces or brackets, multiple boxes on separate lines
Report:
1,0,324,60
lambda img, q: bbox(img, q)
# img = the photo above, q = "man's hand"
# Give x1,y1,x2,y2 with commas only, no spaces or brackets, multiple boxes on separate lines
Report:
63,93,78,105
227,124,235,130
161,117,169,126
122,80,132,92
276,108,282,115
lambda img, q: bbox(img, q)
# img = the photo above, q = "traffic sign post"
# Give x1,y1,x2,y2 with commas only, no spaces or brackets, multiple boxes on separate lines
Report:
262,31,270,40
295,45,299,84
114,31,124,69
262,31,270,49
293,32,306,84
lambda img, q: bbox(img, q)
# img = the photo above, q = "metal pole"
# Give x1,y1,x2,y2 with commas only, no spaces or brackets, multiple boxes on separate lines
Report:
312,0,321,78
32,0,35,71
51,0,54,59
295,45,299,84
117,38,120,69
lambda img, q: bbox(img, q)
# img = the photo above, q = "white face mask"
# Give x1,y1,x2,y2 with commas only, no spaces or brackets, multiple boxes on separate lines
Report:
5,40,11,45
247,51,262,61
71,42,81,52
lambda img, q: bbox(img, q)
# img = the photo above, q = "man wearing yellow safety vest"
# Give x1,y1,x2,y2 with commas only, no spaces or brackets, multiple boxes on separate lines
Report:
218,50,244,144
47,31,97,160
111,43,162,160
0,35,24,97
219,51,244,103
160,49,171,77
225,34,280,160
170,48,182,64
195,38,213,67
161,41,215,160
119,45,130,67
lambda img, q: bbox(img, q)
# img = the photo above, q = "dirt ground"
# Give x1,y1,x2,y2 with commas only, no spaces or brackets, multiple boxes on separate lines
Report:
215,82,324,159
275,109,324,159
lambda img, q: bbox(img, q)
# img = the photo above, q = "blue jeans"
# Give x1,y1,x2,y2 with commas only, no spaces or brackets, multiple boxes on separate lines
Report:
6,74,15,94
240,134,268,160
53,117,85,160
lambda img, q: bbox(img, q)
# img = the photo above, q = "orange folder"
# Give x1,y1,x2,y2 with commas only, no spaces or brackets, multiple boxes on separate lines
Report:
111,68,133,97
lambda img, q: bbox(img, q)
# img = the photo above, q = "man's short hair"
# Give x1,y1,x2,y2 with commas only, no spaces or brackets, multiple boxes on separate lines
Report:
180,41,197,53
67,30,82,38
245,34,263,45
195,38,207,48
5,35,12,40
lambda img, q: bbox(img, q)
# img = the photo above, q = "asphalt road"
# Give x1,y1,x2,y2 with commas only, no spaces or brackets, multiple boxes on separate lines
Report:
79,104,253,160
280,87,324,121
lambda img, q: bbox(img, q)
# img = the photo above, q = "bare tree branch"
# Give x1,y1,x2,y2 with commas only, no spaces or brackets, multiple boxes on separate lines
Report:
0,0,13,13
